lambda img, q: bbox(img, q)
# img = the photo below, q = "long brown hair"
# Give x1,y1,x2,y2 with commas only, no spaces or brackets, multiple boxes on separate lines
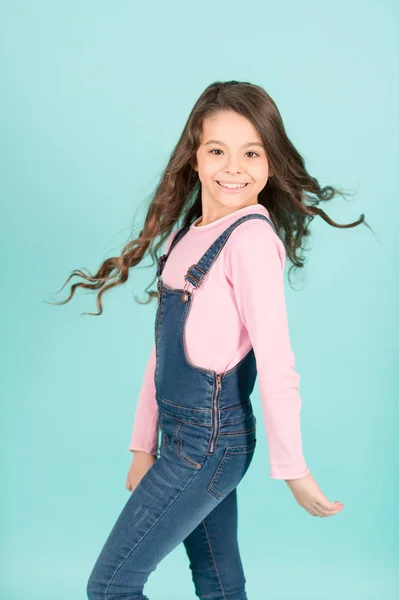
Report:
49,80,369,316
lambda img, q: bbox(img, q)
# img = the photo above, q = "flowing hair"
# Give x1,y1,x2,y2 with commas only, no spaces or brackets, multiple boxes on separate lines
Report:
48,80,370,316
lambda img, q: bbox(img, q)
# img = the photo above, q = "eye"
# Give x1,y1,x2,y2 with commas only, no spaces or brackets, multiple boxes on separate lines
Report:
209,149,259,158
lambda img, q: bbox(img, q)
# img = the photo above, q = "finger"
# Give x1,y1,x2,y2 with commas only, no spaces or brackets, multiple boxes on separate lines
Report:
316,499,343,513
301,501,337,517
314,504,343,518
304,506,321,517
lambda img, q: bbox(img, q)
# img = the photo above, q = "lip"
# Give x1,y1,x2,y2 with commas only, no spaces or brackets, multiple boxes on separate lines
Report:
217,181,249,185
216,181,250,194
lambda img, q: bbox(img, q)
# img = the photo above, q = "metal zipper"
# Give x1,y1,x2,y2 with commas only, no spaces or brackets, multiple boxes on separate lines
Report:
209,373,222,453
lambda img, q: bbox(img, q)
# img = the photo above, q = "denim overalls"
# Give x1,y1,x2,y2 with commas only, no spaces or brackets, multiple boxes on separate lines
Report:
87,213,279,600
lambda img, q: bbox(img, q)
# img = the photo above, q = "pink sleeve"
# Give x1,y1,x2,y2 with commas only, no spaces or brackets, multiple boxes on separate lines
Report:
128,229,178,456
128,344,159,456
225,220,310,480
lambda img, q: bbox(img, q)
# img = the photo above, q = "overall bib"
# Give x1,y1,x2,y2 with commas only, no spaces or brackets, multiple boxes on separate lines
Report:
87,213,278,600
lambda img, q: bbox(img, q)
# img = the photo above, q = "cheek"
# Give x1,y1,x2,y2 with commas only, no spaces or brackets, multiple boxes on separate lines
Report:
199,160,217,180
251,163,270,185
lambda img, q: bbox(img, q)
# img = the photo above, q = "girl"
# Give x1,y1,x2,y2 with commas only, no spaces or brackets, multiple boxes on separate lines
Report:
53,81,366,600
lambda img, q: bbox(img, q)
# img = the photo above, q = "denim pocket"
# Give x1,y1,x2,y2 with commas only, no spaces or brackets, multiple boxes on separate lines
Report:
207,439,257,500
175,421,204,470
159,412,204,470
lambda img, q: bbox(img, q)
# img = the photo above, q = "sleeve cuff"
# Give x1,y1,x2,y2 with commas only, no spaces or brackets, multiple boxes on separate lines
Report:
270,466,310,480
128,446,158,456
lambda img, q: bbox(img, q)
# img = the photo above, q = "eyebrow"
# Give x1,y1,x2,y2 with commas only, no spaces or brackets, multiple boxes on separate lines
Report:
204,140,264,148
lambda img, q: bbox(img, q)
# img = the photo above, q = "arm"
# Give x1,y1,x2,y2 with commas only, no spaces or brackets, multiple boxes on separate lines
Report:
128,228,179,458
128,343,159,458
225,219,309,480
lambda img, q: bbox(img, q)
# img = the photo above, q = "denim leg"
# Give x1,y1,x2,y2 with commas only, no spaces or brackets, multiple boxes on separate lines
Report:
183,487,248,600
86,453,223,600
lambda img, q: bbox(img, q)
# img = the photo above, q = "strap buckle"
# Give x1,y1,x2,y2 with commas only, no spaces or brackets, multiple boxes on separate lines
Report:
184,263,207,288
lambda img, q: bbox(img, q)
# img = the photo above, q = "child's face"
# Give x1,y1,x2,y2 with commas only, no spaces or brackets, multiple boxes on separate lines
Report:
193,110,272,211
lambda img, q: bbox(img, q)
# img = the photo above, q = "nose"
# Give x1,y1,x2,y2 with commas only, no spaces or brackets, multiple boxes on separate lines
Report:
224,160,242,175
222,153,245,175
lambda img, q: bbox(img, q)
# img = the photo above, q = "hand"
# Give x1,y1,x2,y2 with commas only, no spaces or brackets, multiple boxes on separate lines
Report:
125,451,157,493
285,471,344,517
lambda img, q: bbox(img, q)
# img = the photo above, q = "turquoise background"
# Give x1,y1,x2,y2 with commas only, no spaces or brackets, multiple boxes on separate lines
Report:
1,1,398,598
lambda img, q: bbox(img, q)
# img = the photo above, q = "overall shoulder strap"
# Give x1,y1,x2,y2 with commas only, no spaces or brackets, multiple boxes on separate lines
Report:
184,213,279,289
156,224,191,277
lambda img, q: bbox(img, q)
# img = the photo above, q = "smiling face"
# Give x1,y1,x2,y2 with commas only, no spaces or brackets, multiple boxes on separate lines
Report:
192,110,272,215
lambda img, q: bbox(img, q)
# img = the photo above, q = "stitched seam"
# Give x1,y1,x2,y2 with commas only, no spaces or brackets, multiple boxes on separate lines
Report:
193,214,272,285
173,418,181,439
202,521,227,600
157,397,252,416
154,284,165,386
176,421,201,468
226,448,256,454
222,415,253,424
209,441,257,493
226,441,257,455
157,395,212,412
158,415,255,431
208,448,228,494
223,347,255,377
219,427,256,436
197,214,279,280
180,297,215,376
219,401,251,412
163,418,211,428
161,284,186,293
155,283,163,342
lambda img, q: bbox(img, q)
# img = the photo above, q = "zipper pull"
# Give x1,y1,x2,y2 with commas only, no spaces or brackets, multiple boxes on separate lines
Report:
216,374,222,390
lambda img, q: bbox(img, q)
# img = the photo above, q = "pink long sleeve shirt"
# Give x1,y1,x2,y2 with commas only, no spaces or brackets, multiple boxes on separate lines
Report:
128,203,309,480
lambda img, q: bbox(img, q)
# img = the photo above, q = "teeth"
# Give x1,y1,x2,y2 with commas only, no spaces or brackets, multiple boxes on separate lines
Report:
218,182,247,189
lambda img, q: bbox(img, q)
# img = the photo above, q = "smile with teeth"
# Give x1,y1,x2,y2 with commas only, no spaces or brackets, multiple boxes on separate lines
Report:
217,181,249,189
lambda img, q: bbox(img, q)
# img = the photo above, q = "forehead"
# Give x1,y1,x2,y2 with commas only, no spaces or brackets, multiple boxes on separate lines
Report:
201,110,262,145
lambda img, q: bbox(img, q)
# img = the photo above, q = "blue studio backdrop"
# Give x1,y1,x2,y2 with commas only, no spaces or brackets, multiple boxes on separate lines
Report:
0,1,398,599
